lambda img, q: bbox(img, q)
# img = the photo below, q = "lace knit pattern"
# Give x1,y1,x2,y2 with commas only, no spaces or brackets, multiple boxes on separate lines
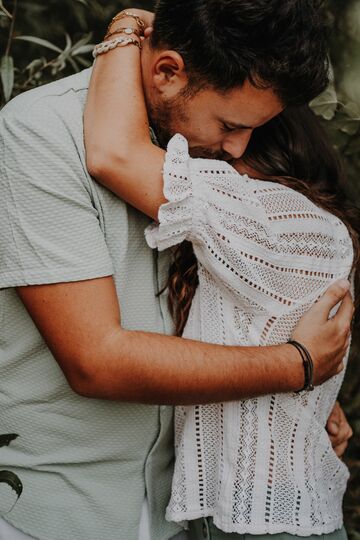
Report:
145,135,354,536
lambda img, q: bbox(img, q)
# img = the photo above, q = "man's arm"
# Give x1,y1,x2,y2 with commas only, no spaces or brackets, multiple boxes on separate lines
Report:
17,276,352,405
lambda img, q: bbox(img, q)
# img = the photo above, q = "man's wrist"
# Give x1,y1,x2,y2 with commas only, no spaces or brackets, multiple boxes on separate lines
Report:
278,344,305,393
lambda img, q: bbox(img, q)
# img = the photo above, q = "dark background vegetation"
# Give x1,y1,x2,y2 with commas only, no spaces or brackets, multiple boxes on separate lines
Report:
0,0,359,537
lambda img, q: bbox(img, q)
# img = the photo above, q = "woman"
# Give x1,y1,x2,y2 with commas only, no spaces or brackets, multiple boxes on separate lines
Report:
84,11,359,540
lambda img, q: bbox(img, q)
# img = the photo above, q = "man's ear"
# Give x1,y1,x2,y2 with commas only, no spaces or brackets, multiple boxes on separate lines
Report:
152,50,188,98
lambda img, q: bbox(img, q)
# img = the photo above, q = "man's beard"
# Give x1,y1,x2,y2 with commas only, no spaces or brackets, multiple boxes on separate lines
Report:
148,94,186,149
149,94,232,161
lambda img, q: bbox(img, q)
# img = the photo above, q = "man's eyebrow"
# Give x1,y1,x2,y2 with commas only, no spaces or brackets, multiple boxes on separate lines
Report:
221,120,254,129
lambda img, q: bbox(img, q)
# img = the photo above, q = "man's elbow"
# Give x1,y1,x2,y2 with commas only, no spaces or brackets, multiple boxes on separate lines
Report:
63,358,101,398
86,148,131,181
60,352,121,400
86,149,109,180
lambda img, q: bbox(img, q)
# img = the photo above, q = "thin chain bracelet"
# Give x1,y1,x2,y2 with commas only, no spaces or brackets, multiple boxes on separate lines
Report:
93,36,141,58
106,10,145,35
104,27,140,41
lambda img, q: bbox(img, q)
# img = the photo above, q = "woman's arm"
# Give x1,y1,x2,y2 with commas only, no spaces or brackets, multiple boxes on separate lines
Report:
84,12,166,220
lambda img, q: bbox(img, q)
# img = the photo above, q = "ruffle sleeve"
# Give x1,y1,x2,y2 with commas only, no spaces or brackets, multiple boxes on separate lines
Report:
145,134,204,251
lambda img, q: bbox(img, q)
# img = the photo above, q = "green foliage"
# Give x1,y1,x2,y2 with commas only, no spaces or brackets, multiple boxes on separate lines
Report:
0,0,359,534
0,434,23,511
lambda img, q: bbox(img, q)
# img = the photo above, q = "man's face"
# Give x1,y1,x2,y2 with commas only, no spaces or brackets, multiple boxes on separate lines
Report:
150,79,284,160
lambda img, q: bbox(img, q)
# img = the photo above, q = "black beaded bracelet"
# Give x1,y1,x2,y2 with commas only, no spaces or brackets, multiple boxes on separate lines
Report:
288,340,315,393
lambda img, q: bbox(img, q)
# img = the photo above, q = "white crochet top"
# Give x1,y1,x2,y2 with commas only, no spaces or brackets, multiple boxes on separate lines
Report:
145,135,353,536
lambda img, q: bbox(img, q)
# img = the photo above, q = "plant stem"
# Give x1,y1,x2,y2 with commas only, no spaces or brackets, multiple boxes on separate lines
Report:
5,0,18,57
0,1,13,19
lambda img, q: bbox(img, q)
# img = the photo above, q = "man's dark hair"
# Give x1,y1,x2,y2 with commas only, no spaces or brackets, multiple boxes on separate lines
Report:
151,0,330,106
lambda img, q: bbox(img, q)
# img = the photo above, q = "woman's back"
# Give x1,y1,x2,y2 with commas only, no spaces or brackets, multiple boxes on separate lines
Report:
146,134,354,535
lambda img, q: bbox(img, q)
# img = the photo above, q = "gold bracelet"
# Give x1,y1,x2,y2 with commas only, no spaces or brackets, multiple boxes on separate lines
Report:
106,10,145,35
104,26,140,41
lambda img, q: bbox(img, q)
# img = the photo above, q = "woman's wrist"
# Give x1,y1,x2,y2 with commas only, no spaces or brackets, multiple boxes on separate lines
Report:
93,15,143,58
106,9,153,36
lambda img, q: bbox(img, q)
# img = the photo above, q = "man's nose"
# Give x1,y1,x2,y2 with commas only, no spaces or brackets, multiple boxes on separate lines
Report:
222,130,253,160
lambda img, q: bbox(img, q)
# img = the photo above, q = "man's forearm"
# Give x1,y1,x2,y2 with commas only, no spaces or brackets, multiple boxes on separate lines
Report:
17,278,350,406
76,328,303,404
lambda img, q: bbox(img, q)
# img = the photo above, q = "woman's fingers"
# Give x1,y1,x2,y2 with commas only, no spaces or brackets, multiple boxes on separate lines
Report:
144,27,153,38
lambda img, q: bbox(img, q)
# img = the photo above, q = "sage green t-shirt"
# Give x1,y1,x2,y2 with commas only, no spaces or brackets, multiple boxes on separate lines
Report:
0,68,180,540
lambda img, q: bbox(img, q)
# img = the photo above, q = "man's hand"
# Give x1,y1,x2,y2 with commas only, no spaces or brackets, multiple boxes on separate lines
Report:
327,401,353,458
291,280,353,388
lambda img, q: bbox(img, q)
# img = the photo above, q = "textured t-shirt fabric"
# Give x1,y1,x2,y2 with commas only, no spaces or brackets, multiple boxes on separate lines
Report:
146,135,354,536
0,68,181,540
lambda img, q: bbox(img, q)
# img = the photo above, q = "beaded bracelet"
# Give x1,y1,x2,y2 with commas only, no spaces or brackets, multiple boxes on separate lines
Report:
93,36,141,58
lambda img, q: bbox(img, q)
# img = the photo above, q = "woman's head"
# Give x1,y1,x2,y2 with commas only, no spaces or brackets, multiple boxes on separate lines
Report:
167,106,360,336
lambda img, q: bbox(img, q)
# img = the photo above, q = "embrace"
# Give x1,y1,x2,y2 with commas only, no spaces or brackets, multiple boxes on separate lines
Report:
0,2,358,540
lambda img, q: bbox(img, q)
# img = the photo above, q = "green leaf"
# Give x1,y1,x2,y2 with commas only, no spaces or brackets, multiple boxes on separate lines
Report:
71,45,94,56
345,137,360,155
15,36,62,53
0,0,12,19
310,82,338,121
340,119,360,136
0,471,23,500
0,55,14,103
64,33,72,53
342,100,360,121
0,434,18,448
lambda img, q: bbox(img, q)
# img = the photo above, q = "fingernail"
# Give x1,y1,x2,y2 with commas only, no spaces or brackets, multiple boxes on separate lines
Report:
329,422,339,434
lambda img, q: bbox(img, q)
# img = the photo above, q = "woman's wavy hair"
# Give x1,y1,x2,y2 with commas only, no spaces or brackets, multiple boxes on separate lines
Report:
166,106,360,336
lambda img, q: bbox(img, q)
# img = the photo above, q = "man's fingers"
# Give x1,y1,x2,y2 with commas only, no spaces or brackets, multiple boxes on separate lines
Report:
313,280,350,322
335,361,345,375
333,291,354,328
333,441,348,459
326,402,341,436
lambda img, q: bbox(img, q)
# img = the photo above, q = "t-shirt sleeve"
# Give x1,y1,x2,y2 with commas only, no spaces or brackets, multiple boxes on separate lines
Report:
0,98,114,288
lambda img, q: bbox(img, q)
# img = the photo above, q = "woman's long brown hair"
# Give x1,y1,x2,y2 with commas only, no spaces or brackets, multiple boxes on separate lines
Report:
166,105,360,336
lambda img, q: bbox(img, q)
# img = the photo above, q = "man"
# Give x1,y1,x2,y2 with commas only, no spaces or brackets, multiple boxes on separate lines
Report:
0,2,353,540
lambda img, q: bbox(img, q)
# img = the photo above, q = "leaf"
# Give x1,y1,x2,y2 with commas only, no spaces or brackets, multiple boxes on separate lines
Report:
0,434,18,448
310,82,338,121
14,36,62,53
0,56,14,103
0,471,23,500
75,56,92,68
70,33,94,57
345,137,360,156
64,33,72,54
340,119,360,136
71,45,94,56
0,0,12,19
342,100,360,121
